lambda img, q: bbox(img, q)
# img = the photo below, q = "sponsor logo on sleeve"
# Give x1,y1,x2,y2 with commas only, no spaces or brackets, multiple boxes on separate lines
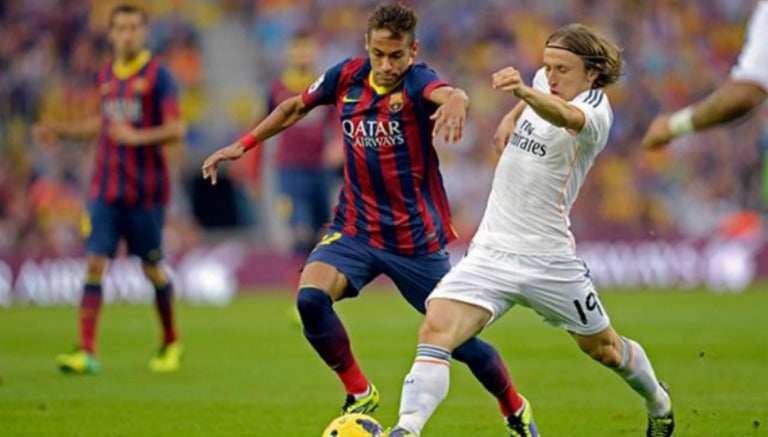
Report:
308,73,325,94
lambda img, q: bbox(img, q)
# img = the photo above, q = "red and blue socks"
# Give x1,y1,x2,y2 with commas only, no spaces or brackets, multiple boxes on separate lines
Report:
454,337,524,416
154,282,178,345
79,283,103,354
296,287,369,395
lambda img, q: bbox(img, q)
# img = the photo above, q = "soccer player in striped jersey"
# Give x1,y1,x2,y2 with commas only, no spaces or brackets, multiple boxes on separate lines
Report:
34,4,185,374
388,24,674,437
202,1,525,420
269,31,341,294
642,1,768,148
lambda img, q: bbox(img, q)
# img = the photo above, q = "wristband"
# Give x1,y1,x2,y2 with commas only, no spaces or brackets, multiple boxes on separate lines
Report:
238,133,258,151
667,106,695,137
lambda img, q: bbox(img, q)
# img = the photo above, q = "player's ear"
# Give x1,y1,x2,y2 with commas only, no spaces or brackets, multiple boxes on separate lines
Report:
585,66,599,84
411,40,419,58
364,32,370,52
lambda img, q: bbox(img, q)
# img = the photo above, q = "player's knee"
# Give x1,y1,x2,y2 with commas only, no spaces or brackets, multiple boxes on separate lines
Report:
85,256,108,281
418,314,450,344
296,287,333,326
141,263,167,286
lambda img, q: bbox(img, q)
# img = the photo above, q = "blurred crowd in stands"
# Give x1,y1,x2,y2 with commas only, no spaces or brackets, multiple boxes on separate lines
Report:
1,0,766,258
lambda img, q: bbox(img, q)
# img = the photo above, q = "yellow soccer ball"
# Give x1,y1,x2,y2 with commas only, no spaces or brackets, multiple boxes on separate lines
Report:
321,413,385,437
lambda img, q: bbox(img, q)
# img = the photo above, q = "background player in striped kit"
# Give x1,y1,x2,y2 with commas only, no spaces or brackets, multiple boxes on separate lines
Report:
267,31,343,308
202,0,527,420
388,24,674,437
33,4,185,374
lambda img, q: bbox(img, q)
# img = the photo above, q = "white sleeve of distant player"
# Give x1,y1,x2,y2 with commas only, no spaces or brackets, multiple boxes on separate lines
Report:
532,67,549,92
730,1,768,92
570,90,611,148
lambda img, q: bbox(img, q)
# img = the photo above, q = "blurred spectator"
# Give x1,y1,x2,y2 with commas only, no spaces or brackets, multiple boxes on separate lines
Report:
1,0,765,258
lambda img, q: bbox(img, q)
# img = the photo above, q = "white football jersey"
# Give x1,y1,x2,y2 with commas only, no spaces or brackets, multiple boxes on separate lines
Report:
730,1,768,91
472,68,613,255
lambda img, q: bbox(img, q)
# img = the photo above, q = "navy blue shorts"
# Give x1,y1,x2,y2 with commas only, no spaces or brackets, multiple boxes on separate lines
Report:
305,231,450,313
84,201,165,264
277,168,331,233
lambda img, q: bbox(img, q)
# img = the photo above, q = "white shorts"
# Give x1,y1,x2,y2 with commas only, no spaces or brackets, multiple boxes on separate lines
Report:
427,244,611,335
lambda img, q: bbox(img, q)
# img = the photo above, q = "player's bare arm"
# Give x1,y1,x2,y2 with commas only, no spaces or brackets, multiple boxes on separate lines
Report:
201,94,312,185
428,87,469,143
33,116,101,143
641,81,767,150
493,66,586,132
492,100,527,155
109,118,186,146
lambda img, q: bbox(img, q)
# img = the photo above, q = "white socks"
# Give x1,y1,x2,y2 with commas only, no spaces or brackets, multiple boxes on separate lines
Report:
396,339,671,435
396,345,452,435
353,384,371,400
615,337,672,417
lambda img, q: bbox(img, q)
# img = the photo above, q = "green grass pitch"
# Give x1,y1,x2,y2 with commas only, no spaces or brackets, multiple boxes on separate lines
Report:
1,287,767,436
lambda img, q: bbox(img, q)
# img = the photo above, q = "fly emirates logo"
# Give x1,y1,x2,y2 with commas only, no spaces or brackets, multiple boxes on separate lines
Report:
509,119,547,157
342,119,405,148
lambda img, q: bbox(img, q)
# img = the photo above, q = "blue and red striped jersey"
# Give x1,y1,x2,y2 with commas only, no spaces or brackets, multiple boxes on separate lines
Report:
269,71,337,169
301,57,457,256
89,54,180,208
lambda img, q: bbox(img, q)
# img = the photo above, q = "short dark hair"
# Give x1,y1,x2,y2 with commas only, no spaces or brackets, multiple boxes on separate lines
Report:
109,4,148,28
367,2,417,43
546,24,623,89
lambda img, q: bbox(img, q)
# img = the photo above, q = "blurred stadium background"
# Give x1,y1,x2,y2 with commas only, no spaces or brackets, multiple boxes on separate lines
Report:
1,1,767,436
2,0,768,305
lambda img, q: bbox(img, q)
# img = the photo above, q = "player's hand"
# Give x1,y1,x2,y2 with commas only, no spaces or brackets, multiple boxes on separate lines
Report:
201,143,245,185
109,122,142,145
492,67,527,98
431,92,466,143
641,114,674,150
32,122,59,144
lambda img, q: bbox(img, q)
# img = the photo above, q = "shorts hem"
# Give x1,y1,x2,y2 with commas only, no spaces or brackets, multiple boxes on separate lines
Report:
426,293,498,326
564,320,611,336
304,255,364,298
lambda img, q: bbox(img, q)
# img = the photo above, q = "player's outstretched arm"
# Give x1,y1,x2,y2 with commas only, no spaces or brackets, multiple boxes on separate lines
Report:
641,81,767,150
428,87,469,143
492,66,585,132
201,95,311,185
32,116,101,144
493,100,527,156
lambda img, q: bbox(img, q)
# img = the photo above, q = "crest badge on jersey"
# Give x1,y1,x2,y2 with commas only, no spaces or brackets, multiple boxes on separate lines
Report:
389,92,404,113
132,77,148,94
308,73,325,94
100,82,112,95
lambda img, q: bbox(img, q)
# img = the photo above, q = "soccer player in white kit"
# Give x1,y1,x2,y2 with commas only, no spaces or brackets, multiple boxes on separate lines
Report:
642,1,768,148
387,24,675,437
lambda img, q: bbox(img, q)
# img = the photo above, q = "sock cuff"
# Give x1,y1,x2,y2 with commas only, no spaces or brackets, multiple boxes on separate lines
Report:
154,282,173,293
84,283,102,294
416,344,452,363
619,337,633,370
297,286,332,303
